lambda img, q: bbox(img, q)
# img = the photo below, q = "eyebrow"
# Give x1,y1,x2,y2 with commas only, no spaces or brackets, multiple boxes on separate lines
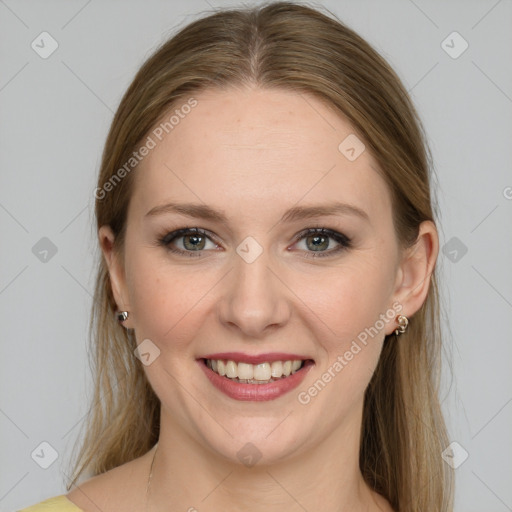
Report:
145,201,370,224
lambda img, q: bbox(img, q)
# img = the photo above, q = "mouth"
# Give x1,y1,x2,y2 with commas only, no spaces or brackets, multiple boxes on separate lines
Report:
197,353,315,401
201,358,312,384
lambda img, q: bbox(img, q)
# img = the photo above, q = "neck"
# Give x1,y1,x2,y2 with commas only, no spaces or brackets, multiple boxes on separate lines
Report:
146,406,386,512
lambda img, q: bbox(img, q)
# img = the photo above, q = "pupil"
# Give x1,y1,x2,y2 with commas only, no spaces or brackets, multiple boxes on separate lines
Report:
308,235,328,251
185,234,204,250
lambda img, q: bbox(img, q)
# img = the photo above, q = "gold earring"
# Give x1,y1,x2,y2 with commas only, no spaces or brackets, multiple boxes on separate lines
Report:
394,314,409,335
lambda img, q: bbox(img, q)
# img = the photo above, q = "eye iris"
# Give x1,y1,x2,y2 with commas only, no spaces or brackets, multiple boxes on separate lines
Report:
184,234,205,250
307,234,329,251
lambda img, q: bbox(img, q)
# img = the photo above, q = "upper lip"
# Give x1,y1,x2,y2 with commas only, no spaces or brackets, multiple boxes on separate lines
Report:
200,352,313,365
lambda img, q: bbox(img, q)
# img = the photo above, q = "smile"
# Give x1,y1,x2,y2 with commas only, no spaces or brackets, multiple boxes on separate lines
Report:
205,358,304,383
197,354,315,401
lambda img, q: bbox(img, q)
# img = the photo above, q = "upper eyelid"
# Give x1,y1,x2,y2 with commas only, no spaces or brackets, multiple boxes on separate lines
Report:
160,227,219,245
293,227,351,243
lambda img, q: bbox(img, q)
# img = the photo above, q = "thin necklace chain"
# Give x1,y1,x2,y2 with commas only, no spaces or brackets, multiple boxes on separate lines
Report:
144,442,376,511
146,443,158,511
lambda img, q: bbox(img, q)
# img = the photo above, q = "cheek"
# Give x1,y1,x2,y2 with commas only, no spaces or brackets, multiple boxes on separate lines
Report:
292,260,394,415
293,255,395,359
126,252,206,352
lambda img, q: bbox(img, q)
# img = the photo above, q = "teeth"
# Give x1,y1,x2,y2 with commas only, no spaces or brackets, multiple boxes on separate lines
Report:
205,358,305,381
291,360,302,372
271,361,283,378
225,360,237,378
237,362,254,380
253,363,271,380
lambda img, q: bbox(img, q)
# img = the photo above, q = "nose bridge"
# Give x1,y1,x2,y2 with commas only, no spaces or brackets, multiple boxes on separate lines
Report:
219,244,290,336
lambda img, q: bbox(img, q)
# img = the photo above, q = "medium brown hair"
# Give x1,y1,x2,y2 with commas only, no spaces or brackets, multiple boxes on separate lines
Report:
66,2,453,509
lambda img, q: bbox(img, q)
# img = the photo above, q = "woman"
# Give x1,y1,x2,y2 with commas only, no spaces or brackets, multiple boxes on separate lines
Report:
19,2,453,511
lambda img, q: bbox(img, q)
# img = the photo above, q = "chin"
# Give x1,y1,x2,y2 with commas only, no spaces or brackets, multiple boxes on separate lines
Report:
209,427,306,468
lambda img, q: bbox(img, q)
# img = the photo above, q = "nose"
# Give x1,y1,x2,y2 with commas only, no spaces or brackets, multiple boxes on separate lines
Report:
217,249,291,339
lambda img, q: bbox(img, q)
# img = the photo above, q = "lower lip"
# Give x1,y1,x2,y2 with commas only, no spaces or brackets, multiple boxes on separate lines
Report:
197,359,314,401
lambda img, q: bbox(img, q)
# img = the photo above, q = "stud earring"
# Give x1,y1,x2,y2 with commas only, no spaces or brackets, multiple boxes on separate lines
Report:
394,314,409,336
117,311,129,323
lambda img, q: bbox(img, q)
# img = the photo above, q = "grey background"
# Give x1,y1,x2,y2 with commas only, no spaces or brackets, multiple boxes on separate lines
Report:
1,0,511,510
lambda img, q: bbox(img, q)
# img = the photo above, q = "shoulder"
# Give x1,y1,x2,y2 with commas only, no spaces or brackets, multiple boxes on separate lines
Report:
65,447,154,512
17,495,83,512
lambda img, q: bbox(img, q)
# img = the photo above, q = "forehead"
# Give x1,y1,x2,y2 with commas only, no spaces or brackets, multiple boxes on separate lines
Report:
130,86,392,226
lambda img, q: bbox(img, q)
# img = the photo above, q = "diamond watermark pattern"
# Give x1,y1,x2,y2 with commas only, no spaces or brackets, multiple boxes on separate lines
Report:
338,134,366,161
134,338,161,366
442,236,468,263
441,441,469,469
31,441,59,469
32,237,58,263
236,236,263,264
441,31,469,59
31,31,59,59
236,442,262,467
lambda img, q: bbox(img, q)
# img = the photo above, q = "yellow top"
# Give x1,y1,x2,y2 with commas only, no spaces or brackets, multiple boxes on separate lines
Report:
17,495,83,512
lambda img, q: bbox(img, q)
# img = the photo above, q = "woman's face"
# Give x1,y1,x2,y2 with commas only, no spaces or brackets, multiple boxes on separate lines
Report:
101,86,421,465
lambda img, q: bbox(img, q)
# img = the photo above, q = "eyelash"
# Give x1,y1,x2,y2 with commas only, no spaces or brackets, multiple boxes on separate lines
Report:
157,227,352,259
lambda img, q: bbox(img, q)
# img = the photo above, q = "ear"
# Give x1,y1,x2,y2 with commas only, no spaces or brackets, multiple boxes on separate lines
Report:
385,220,439,335
98,225,133,329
